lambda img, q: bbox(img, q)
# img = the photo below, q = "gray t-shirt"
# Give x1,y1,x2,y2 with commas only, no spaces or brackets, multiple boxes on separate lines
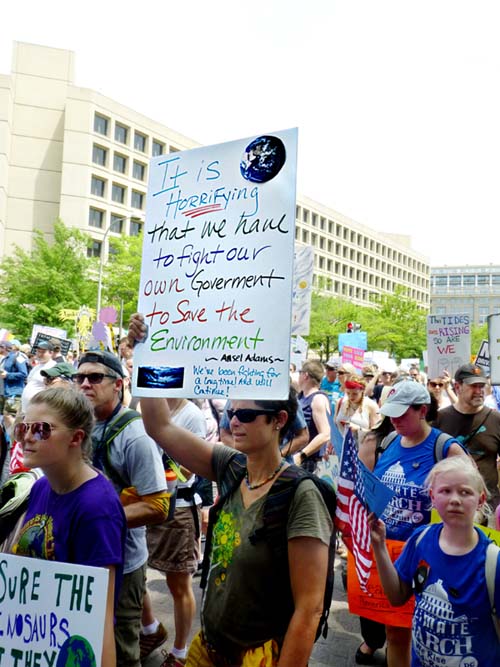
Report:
202,444,332,650
92,407,167,574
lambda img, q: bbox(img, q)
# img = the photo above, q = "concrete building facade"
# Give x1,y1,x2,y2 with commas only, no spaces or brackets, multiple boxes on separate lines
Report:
1,41,430,308
430,265,500,325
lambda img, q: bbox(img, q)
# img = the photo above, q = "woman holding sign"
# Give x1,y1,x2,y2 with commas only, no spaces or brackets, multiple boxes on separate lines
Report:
128,313,333,667
12,387,126,667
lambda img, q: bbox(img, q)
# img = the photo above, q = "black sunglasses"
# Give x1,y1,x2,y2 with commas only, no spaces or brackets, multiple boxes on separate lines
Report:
74,372,117,385
227,408,277,423
14,421,53,441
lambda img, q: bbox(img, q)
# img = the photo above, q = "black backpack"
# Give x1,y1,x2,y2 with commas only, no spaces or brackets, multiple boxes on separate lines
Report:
200,455,337,641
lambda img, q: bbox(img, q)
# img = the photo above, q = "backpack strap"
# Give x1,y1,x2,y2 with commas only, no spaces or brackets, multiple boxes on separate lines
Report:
92,408,142,490
485,542,500,641
376,430,454,464
415,524,432,548
200,452,247,589
250,465,336,641
375,431,398,462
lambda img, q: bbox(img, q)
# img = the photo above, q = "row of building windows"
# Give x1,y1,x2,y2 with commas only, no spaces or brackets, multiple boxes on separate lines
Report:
307,238,427,287
296,206,426,273
88,206,142,257
432,303,500,325
92,144,147,181
94,112,179,157
90,175,145,210
312,274,427,304
432,274,500,288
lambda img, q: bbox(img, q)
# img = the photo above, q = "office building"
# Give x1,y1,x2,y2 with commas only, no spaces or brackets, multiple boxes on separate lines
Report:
0,41,430,307
431,265,500,325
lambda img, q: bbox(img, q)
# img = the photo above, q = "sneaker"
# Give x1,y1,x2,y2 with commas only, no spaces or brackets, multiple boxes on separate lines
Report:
139,622,168,660
160,652,186,667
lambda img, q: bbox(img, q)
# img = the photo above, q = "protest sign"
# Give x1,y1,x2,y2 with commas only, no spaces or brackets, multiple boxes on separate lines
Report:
474,339,490,375
341,345,364,370
426,313,471,378
290,335,308,372
338,331,367,353
134,130,298,399
31,332,72,356
30,325,67,346
400,357,420,371
0,553,108,666
488,314,500,384
347,540,414,627
291,244,314,335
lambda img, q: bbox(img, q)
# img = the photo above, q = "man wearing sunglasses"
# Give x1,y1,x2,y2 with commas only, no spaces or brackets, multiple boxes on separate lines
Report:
434,363,500,526
77,349,169,667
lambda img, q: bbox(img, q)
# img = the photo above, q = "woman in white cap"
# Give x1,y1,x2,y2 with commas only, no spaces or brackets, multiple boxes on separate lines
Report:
366,380,467,667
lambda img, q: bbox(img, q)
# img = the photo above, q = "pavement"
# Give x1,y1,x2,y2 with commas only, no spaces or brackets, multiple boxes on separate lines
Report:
143,554,387,667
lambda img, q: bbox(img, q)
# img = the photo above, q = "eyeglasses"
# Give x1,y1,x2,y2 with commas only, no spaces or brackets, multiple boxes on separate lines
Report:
337,370,347,375
44,376,73,385
227,408,277,423
74,372,117,385
14,421,54,441
429,382,444,388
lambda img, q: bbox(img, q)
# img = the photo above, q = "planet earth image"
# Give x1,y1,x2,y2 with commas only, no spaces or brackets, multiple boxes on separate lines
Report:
240,135,286,183
56,635,96,667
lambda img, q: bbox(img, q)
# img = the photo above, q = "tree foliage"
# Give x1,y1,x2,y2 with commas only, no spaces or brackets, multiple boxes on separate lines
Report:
0,221,96,340
306,287,427,362
103,233,143,327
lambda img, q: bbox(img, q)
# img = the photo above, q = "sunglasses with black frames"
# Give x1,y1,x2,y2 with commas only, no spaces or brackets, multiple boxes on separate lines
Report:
227,408,278,423
73,372,117,385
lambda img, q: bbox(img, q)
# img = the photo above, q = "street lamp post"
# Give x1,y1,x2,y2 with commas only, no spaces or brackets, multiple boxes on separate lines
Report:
96,224,114,319
95,214,144,319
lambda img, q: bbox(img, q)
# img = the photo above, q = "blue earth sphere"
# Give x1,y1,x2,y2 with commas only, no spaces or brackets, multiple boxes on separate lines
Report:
56,635,96,667
240,135,286,183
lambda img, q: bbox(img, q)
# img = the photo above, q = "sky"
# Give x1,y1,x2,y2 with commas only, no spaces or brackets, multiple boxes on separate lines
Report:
2,0,500,267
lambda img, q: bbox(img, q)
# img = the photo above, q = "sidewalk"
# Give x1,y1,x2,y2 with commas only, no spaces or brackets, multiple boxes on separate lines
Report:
144,556,387,666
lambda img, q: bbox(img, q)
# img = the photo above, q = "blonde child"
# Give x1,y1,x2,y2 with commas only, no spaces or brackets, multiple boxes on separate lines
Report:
369,456,500,666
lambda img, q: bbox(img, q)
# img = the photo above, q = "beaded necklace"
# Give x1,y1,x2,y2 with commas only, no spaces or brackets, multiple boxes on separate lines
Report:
244,458,286,490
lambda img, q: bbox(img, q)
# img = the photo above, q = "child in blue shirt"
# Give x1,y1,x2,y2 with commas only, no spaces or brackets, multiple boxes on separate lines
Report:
370,456,500,666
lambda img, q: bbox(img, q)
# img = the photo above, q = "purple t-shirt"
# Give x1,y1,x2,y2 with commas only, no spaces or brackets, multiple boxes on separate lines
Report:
14,474,126,573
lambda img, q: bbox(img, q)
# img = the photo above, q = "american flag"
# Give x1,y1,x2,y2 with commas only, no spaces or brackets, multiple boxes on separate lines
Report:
334,428,372,591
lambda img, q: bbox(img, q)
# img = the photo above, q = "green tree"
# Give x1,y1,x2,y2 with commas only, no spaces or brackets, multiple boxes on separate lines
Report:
306,293,371,358
103,233,143,327
471,321,488,357
306,286,428,362
368,287,427,360
0,221,96,340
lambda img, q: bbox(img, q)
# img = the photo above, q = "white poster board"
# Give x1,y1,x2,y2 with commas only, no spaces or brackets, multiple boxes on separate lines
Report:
0,554,108,665
291,244,314,336
488,314,500,384
30,325,67,346
290,335,308,371
474,339,490,375
426,314,471,378
134,130,298,399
